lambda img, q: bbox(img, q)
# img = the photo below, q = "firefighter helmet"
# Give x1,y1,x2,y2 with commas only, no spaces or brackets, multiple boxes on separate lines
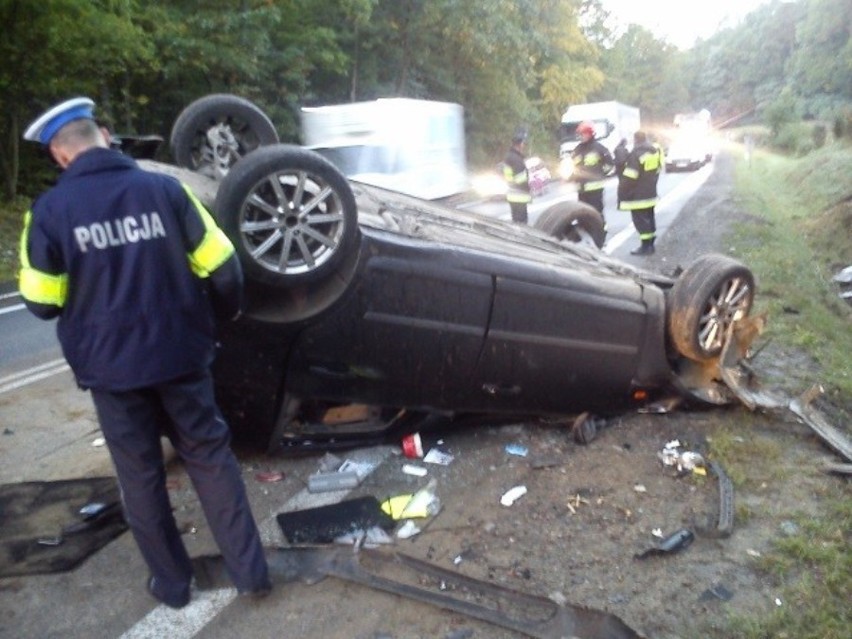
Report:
577,121,595,138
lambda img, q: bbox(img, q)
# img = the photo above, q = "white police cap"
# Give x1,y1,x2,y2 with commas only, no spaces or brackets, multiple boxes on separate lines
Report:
23,97,96,145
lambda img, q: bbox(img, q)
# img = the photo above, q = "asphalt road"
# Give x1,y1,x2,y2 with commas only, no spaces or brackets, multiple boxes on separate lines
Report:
459,165,712,259
0,160,714,639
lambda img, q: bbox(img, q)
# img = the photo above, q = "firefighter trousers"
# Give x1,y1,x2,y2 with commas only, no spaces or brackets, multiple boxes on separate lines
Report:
630,206,657,240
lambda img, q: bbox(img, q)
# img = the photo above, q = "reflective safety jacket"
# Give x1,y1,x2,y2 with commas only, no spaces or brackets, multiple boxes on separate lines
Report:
18,147,242,391
502,147,532,204
617,142,663,210
570,139,614,192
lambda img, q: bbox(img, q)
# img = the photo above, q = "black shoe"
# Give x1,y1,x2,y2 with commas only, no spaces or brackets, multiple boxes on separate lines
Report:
147,576,190,609
239,583,272,600
630,241,655,256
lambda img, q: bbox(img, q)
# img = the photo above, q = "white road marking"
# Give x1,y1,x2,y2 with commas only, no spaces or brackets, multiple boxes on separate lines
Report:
119,588,237,639
122,445,395,638
0,358,70,394
0,303,25,315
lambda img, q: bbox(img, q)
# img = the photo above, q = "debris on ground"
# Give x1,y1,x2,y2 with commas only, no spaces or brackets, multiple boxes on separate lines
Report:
657,440,707,475
505,443,528,457
634,528,695,559
381,479,441,520
789,384,852,463
193,546,648,639
276,496,395,544
254,471,285,483
500,485,527,507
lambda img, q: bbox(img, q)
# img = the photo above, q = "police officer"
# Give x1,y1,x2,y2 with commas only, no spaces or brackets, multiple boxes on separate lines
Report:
18,98,271,608
502,130,532,224
571,121,614,221
618,130,663,255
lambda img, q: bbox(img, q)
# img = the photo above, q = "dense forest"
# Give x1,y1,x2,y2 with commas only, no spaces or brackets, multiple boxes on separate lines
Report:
0,0,849,200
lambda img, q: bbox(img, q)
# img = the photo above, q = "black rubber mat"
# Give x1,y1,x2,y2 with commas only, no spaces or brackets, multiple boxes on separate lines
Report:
0,477,127,577
276,496,395,544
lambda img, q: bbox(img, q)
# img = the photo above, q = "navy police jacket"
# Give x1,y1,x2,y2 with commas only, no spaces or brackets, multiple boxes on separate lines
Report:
19,147,242,391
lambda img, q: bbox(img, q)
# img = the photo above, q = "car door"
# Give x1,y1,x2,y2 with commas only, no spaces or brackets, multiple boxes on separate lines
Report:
470,255,650,414
283,228,494,409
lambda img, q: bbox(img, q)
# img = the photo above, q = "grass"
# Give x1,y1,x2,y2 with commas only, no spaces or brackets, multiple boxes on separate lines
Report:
730,141,852,403
704,139,852,639
0,197,27,284
721,489,851,639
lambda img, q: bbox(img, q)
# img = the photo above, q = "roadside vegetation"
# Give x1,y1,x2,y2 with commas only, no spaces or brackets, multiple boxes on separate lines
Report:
703,134,851,639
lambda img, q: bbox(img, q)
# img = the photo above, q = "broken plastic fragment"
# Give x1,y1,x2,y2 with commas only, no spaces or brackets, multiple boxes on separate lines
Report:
634,528,694,559
505,443,528,457
334,526,394,547
255,471,285,483
396,520,421,539
832,265,852,284
382,479,441,519
308,470,361,493
423,448,454,465
500,485,527,507
402,464,427,477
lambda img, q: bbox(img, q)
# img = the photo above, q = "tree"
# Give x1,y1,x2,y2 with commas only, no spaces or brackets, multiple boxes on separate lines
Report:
0,0,155,199
787,0,852,119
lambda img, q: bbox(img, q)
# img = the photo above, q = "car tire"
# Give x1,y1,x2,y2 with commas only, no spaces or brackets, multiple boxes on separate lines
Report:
214,144,359,290
667,254,755,361
170,94,279,180
534,201,606,248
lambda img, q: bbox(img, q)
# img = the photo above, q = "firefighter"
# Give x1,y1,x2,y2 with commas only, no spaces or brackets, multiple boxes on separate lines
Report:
570,121,614,222
618,130,663,255
18,97,271,608
613,138,629,175
502,130,532,224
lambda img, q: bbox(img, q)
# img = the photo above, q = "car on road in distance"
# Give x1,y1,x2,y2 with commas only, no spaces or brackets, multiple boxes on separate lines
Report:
151,95,757,452
665,136,711,172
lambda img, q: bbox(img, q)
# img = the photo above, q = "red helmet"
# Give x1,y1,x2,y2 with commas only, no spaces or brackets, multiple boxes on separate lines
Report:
577,121,595,138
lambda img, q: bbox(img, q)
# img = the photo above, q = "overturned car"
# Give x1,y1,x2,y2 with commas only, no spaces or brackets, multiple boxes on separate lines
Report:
148,95,757,452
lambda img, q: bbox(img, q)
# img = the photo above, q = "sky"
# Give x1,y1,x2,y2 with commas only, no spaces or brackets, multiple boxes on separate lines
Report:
600,0,775,50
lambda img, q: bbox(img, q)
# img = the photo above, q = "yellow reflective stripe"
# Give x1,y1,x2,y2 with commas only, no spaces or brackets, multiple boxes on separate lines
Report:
620,198,658,210
19,268,68,305
182,185,235,278
18,211,68,306
622,167,639,179
580,180,607,191
640,151,661,171
507,192,532,203
639,232,656,240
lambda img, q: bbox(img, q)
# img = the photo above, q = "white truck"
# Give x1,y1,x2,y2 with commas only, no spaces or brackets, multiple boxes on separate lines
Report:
558,101,641,159
300,98,467,200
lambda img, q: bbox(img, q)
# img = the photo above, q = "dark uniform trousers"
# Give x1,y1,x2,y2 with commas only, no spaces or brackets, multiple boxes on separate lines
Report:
91,369,269,603
509,201,528,224
578,189,604,215
631,207,656,239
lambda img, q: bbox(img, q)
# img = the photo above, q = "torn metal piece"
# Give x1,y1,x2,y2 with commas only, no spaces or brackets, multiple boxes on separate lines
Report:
789,385,852,463
193,547,647,638
822,462,852,475
718,316,788,411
